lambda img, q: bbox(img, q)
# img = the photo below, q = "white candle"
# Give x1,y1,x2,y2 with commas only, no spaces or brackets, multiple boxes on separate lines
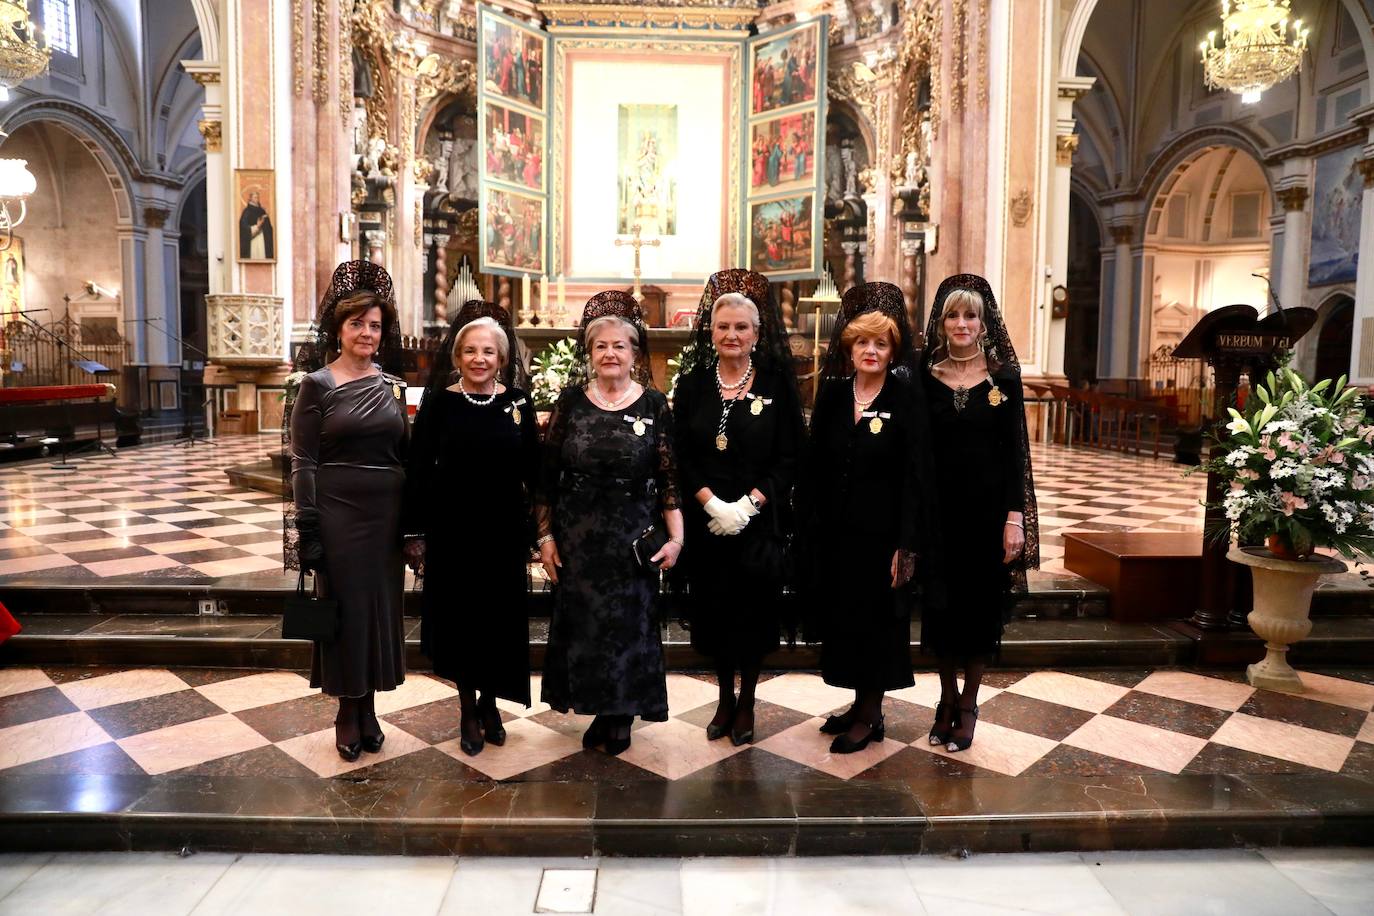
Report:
540,274,548,313
557,275,566,317
521,273,531,310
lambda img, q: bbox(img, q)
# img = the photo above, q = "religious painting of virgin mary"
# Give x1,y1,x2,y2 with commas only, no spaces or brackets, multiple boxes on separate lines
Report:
235,170,276,263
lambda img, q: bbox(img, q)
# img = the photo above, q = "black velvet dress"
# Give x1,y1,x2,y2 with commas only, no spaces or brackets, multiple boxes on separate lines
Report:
673,365,802,663
538,387,679,721
404,387,539,704
921,370,1026,656
797,375,923,691
290,368,408,697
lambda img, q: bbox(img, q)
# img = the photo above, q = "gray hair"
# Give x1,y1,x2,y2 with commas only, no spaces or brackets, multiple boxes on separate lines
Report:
584,315,641,354
710,292,760,329
454,316,509,368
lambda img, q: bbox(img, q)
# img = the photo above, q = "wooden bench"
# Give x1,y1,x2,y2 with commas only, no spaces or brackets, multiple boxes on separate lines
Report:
1063,531,1202,622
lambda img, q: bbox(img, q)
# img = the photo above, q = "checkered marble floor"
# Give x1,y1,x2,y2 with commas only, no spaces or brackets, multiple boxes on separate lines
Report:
0,436,1200,581
2,666,1371,785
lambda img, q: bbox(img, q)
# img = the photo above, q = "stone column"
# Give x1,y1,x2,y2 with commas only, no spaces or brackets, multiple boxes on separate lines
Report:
1351,158,1374,384
1045,77,1095,384
1107,223,1135,381
779,281,795,332
184,64,225,294
365,229,387,265
140,206,177,369
1275,183,1310,313
432,233,450,323
841,242,859,293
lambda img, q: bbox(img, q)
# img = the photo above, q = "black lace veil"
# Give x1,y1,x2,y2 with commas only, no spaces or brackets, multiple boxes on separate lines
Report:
820,281,919,384
420,299,527,405
564,289,656,391
281,260,401,571
922,273,1040,581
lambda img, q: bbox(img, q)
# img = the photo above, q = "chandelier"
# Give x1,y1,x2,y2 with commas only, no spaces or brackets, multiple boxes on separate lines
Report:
0,152,35,252
0,0,48,102
1200,0,1309,104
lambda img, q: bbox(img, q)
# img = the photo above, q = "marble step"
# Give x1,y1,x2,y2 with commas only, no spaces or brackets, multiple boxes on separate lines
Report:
1,771,1369,857
6,613,1373,671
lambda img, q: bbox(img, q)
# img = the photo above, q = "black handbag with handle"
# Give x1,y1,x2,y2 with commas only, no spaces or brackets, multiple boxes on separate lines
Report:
632,523,671,570
281,570,340,641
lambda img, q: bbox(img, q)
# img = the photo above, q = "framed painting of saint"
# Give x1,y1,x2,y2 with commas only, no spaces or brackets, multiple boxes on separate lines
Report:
747,194,814,276
617,104,678,237
234,170,276,263
1,236,23,321
748,109,816,194
748,20,820,117
481,12,546,111
483,186,546,275
484,102,545,193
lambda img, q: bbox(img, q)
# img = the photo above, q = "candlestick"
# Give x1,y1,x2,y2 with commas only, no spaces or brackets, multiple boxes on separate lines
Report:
557,275,567,324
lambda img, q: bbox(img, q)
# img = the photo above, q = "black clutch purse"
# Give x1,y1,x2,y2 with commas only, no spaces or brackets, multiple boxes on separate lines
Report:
632,524,671,569
282,570,340,641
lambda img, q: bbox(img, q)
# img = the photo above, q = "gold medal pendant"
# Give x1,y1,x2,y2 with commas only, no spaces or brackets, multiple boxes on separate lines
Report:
869,417,883,435
511,406,522,425
715,433,728,451
392,383,402,400
987,387,1004,407
750,398,763,416
633,419,647,437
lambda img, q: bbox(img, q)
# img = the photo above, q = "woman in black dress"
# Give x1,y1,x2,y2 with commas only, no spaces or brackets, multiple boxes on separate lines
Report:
404,302,538,756
285,261,409,762
536,291,682,756
920,274,1039,752
673,269,804,745
796,282,934,754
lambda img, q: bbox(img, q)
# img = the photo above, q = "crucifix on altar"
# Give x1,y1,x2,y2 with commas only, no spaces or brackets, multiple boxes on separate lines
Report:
614,223,660,303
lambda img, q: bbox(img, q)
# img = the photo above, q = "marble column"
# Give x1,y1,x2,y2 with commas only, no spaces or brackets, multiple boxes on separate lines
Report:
1275,183,1310,313
140,206,177,368
1349,158,1374,384
1107,223,1135,381
1045,77,1095,384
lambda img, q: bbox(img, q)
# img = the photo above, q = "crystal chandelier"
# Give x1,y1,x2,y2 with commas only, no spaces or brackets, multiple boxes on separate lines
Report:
1200,0,1309,104
0,151,36,252
0,0,48,102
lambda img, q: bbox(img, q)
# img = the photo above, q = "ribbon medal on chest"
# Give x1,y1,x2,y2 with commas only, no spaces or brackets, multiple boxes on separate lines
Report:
747,393,773,416
506,396,528,426
862,410,891,435
392,382,402,400
625,413,651,437
987,386,1004,407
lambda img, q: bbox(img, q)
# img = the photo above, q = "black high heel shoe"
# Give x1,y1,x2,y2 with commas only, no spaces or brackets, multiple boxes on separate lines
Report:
706,698,736,742
582,715,609,749
459,711,485,757
946,705,979,752
336,738,362,762
829,716,885,755
360,730,385,754
730,702,755,747
927,701,958,747
478,698,506,747
603,717,632,756
819,709,856,735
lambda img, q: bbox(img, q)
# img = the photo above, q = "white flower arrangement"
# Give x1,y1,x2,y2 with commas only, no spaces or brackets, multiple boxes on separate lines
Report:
1205,366,1374,559
529,337,579,408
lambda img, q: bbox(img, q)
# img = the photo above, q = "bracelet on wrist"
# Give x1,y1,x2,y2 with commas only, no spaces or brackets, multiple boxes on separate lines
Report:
1005,520,1024,529
669,536,684,546
536,534,554,547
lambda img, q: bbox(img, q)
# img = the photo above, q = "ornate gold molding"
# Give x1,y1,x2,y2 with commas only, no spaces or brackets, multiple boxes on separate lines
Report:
538,3,758,32
1055,133,1079,167
313,0,330,101
143,206,171,230
292,0,305,96
827,60,878,123
197,119,222,152
1109,224,1134,245
417,56,476,109
353,0,395,144
1276,186,1309,212
1358,158,1374,189
188,69,220,87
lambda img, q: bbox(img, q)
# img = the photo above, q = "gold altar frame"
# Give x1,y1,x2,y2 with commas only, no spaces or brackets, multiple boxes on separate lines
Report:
551,34,742,281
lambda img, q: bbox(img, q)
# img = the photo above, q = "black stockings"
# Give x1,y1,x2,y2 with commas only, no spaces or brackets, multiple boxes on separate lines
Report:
335,693,373,747
713,658,762,735
457,684,502,744
842,687,885,743
938,655,987,744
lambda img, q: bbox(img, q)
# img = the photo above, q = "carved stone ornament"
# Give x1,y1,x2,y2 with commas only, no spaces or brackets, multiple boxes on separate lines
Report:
197,119,222,153
1010,188,1032,227
1056,133,1079,167
206,294,287,367
1276,186,1309,212
143,207,171,230
1357,158,1374,188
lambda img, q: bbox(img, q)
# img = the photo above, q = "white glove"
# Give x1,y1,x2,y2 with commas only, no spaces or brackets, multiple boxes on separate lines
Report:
707,496,756,536
703,496,732,524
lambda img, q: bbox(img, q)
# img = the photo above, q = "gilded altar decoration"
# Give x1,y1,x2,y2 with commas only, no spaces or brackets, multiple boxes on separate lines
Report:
618,105,677,236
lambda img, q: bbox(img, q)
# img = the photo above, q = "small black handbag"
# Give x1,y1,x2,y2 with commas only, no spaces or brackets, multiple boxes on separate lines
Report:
282,570,340,641
632,523,671,570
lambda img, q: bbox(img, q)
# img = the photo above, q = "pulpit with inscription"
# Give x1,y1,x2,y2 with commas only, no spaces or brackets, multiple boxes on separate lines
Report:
1174,303,1318,630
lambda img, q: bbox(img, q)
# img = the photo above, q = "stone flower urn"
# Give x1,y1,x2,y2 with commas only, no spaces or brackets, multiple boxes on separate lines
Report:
1227,546,1346,693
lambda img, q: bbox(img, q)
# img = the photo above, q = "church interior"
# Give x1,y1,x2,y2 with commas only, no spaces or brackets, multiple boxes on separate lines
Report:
0,0,1373,904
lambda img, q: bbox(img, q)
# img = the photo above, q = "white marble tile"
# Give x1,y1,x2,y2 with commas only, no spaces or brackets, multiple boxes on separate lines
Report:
0,667,54,700
1211,712,1355,773
665,674,724,716
595,859,684,916
371,675,459,715
437,858,591,916
0,851,237,916
193,671,316,713
904,852,1123,915
1132,670,1255,711
888,673,1002,709
535,867,597,913
756,717,904,780
435,717,582,781
1359,712,1374,745
1087,848,1330,916
1293,671,1374,711
495,674,551,718
276,723,429,778
912,720,1059,776
617,717,745,779
1004,671,1131,714
117,714,269,775
1260,848,1374,916
682,857,925,916
192,853,455,916
0,712,111,770
0,852,54,900
56,669,189,710
1062,714,1207,774
754,673,857,716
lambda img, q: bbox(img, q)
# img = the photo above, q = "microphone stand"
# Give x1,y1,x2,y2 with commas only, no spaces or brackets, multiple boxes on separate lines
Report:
129,317,214,449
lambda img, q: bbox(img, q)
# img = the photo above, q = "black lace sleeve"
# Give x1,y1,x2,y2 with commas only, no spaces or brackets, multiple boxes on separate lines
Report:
535,388,576,537
997,374,1027,514
402,390,439,538
650,390,681,511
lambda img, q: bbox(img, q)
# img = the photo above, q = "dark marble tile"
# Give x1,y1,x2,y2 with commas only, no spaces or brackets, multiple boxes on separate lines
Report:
790,778,924,855
0,565,99,581
1183,742,1331,777
1103,692,1231,740
1022,744,1165,777
233,692,339,743
594,779,795,856
40,666,126,684
379,697,464,745
977,691,1096,741
1338,740,1374,783
1237,690,1367,738
86,688,225,740
176,744,318,779
2,741,145,777
0,685,79,729
58,547,158,564
27,529,111,544
683,748,835,783
980,671,1027,689
344,747,487,783
505,748,667,784
675,699,812,743
213,532,281,547
170,668,272,688
84,616,279,639
160,548,253,563
125,530,214,545
856,746,996,780
0,544,60,560
8,615,105,635
1066,669,1152,688
0,773,153,815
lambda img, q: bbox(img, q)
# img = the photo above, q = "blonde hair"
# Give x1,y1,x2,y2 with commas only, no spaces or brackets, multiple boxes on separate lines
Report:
936,289,987,355
453,316,508,368
840,310,899,352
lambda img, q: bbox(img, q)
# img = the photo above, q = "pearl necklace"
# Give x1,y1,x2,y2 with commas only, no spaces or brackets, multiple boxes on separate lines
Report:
853,374,884,411
946,348,981,363
589,381,635,411
715,356,753,392
457,377,497,406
